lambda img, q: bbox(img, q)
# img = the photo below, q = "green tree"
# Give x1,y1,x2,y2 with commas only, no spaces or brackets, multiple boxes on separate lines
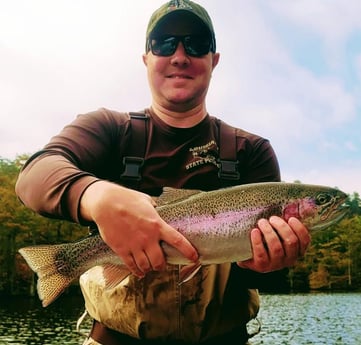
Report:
295,214,361,291
346,192,361,216
0,156,85,296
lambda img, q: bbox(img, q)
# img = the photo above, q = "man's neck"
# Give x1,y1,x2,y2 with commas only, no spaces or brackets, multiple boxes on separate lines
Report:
150,102,208,128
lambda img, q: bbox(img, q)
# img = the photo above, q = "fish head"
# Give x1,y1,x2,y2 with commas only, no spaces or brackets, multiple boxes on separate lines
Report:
283,186,349,231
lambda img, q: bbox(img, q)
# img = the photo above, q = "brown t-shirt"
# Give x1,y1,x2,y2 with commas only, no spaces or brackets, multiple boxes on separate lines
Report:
16,107,280,223
16,107,282,341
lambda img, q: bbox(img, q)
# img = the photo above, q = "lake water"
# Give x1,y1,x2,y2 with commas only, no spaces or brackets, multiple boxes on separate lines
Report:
1,293,361,345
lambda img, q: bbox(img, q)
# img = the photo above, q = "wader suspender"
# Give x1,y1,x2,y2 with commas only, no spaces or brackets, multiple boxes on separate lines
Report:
120,112,149,189
119,112,240,188
217,119,240,187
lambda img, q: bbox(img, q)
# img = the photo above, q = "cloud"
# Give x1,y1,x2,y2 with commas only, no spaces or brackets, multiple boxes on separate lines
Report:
356,54,361,81
0,0,360,196
205,1,361,195
282,161,361,197
269,1,361,37
0,0,159,158
208,2,356,146
345,141,358,152
268,0,361,70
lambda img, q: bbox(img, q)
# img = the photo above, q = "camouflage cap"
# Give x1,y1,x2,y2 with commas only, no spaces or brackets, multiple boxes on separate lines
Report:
146,0,216,52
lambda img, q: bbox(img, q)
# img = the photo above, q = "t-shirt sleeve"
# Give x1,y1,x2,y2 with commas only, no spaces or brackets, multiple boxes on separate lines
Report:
15,108,129,224
236,130,281,184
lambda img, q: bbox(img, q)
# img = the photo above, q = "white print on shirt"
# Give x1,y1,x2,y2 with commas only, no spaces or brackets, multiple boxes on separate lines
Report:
186,140,219,171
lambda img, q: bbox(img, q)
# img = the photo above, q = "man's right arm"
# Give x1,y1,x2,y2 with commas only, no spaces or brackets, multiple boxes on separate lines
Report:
15,108,126,222
15,109,198,276
79,180,198,277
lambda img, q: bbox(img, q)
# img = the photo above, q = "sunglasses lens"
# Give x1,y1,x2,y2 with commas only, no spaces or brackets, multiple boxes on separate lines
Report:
150,35,212,57
150,37,178,56
183,36,212,57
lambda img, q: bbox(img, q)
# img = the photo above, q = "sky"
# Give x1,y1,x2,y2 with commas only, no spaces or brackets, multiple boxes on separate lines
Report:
1,0,360,196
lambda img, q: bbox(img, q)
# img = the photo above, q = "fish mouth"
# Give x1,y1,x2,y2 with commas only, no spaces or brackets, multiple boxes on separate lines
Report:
338,202,349,212
319,191,348,220
335,201,350,218
312,206,349,231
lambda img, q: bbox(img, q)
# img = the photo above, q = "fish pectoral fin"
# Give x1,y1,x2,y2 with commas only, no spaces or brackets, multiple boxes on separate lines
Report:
179,262,202,284
102,264,131,289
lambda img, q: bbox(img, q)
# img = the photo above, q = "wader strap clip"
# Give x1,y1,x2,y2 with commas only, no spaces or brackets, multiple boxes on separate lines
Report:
218,159,240,181
121,156,144,181
120,112,148,187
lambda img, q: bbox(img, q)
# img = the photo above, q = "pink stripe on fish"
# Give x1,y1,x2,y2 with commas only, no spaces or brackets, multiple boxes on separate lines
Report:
169,208,268,234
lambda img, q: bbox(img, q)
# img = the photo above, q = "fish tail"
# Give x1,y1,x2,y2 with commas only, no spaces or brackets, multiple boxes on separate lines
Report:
19,244,74,307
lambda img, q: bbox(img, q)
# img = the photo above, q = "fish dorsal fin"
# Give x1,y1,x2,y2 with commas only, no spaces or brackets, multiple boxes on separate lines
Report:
156,187,203,206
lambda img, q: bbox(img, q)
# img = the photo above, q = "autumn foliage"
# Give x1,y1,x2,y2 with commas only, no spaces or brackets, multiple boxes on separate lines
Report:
0,156,360,296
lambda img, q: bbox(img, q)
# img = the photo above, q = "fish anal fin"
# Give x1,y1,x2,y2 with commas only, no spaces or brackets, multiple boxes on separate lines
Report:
102,264,131,290
179,262,202,284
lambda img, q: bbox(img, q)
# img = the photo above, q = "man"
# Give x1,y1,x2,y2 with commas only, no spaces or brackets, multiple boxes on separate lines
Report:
15,1,310,344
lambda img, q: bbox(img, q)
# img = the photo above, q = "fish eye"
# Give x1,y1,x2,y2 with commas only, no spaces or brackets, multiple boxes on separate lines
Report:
316,193,331,205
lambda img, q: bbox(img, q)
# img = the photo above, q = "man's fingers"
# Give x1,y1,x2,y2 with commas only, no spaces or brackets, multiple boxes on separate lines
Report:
160,225,198,263
249,228,269,265
258,218,285,261
133,251,152,274
269,216,299,261
287,217,311,256
238,228,269,270
144,245,167,271
122,253,146,278
239,216,311,273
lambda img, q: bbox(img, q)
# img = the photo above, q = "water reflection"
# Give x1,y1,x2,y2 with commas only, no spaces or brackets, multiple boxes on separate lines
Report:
0,294,89,345
254,293,361,345
1,293,361,344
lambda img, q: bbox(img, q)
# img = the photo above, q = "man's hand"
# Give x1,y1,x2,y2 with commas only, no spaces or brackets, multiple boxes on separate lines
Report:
237,216,311,272
80,181,198,278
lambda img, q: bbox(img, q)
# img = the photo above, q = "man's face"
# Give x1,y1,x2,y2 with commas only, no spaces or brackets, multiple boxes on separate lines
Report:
143,14,220,112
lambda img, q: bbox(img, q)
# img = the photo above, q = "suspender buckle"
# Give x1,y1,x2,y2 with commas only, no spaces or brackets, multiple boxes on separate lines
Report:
218,159,240,180
120,156,144,181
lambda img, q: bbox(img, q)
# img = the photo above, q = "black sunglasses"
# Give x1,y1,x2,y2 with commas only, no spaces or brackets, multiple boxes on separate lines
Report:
148,35,215,57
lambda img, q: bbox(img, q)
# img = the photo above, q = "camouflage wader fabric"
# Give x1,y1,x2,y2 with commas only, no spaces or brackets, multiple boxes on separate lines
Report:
79,263,259,343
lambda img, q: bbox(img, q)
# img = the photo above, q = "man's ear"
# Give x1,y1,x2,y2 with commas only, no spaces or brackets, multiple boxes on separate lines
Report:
142,54,148,66
212,52,220,69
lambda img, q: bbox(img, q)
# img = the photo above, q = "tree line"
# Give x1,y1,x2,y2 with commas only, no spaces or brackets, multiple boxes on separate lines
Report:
0,156,360,297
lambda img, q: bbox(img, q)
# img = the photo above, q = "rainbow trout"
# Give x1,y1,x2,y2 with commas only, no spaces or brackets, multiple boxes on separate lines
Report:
19,182,348,307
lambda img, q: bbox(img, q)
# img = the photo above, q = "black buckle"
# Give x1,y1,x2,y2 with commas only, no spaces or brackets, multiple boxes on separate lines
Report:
218,159,240,180
120,156,144,181
129,112,149,120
